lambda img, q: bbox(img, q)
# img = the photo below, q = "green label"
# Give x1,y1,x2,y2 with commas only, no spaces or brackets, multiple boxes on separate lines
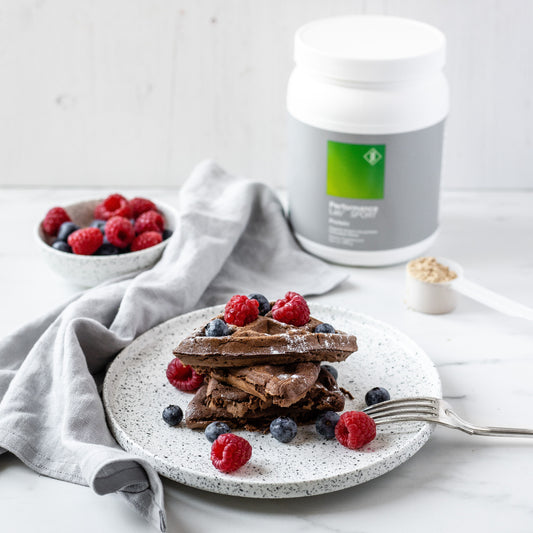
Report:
327,141,386,199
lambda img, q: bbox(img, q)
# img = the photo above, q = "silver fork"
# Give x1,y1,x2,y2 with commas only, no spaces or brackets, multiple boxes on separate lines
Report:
363,397,533,437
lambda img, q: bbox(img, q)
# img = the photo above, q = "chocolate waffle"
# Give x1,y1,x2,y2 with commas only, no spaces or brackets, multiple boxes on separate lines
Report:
174,312,357,368
208,362,321,408
185,367,345,430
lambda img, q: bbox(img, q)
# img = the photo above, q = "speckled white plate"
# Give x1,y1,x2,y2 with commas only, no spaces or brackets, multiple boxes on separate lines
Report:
103,304,441,498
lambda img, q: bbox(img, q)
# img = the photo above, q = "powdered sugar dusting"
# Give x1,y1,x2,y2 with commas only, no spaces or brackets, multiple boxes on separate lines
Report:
280,333,310,351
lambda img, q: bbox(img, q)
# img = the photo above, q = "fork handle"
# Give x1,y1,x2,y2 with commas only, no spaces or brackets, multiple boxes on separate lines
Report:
447,409,533,437
465,426,533,437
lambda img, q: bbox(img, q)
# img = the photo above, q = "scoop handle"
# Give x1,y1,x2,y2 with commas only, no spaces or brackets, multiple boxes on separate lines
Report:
454,278,533,321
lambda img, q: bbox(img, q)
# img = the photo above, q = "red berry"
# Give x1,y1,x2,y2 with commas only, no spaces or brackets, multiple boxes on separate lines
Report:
94,194,132,220
67,227,103,255
130,197,157,218
94,203,107,221
271,291,310,326
335,411,376,450
211,433,252,473
42,207,71,236
166,358,204,392
105,216,135,249
224,295,259,327
134,210,164,234
130,231,163,252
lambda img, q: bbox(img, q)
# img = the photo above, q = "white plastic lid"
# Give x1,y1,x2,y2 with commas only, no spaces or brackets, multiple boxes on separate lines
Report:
294,15,446,82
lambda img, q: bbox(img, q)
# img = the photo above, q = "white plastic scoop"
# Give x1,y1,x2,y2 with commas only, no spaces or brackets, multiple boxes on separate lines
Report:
405,256,533,320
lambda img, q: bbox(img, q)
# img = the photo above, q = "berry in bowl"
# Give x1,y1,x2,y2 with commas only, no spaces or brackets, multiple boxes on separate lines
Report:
36,193,177,287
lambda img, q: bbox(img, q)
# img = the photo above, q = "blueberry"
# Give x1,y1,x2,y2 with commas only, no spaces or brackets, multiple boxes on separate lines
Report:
162,229,173,240
365,387,391,406
94,242,120,255
205,421,231,442
314,323,335,334
51,240,72,253
321,364,338,381
270,416,297,443
56,221,79,242
315,411,340,439
205,318,231,337
248,293,270,315
162,405,183,426
90,219,107,234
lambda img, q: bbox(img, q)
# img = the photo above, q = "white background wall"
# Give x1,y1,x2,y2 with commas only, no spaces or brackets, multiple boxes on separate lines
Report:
1,0,532,189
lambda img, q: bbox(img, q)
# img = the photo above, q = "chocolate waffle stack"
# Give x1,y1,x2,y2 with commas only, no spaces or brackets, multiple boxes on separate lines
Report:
174,309,358,431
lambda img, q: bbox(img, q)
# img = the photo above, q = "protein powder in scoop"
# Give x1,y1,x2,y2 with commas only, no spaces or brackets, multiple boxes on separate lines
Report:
407,257,458,283
405,256,459,314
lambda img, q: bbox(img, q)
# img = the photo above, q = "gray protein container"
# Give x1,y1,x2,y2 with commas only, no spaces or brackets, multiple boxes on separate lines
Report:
287,16,449,266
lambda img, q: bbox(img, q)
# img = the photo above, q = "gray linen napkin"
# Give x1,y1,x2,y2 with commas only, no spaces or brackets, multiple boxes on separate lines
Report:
0,160,348,531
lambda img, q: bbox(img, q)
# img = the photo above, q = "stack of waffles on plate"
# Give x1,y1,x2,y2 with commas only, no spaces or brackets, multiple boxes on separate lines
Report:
173,293,358,430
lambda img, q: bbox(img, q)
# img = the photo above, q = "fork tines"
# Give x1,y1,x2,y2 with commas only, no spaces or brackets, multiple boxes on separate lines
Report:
363,397,439,421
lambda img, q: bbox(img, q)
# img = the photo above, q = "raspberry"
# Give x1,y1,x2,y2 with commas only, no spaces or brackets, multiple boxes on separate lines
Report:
335,411,376,450
94,194,132,220
211,433,252,473
42,207,71,236
94,204,107,221
134,210,165,234
130,197,157,218
166,358,204,392
67,227,103,255
271,291,310,326
130,231,163,252
224,295,259,327
105,216,135,249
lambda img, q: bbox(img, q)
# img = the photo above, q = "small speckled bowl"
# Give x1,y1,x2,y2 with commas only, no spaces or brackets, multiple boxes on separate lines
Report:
36,199,178,287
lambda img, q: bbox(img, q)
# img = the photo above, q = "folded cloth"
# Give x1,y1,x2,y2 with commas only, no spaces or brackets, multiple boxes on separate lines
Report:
0,160,348,531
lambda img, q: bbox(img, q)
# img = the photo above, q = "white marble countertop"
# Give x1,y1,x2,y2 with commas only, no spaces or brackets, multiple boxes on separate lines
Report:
1,188,533,533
